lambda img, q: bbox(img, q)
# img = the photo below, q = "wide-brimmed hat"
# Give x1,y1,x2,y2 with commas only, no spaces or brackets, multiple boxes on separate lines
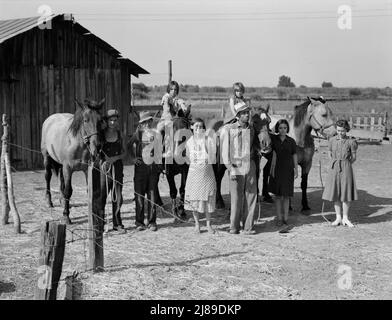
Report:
233,101,250,116
138,111,154,123
106,109,119,119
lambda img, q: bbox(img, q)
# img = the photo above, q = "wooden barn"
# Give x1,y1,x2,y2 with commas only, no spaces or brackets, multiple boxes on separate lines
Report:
0,13,149,169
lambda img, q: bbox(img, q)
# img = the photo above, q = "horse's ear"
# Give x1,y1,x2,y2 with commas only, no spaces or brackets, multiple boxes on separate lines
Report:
98,98,105,109
265,103,270,114
74,98,85,110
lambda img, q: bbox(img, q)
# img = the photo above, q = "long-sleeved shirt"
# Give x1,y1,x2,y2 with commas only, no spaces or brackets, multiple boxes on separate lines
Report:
220,121,259,175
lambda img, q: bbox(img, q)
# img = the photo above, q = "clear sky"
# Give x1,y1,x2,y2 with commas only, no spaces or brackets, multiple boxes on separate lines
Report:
1,0,391,87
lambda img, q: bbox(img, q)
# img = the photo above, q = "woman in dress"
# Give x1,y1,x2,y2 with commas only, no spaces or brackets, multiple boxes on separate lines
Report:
184,118,217,234
100,109,126,233
269,119,298,226
322,120,358,227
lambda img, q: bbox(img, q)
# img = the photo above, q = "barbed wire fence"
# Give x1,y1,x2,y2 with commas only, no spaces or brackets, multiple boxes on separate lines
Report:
3,135,391,299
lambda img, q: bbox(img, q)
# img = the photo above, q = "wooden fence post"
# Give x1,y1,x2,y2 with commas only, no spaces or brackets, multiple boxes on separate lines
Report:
1,114,20,233
88,162,104,272
36,221,66,300
1,129,10,225
384,111,389,138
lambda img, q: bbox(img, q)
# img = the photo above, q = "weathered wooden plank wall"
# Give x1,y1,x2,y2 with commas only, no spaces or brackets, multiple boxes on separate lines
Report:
0,17,132,169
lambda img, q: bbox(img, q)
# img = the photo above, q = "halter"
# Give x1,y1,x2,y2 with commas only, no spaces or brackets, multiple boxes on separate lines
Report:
83,131,99,141
309,113,333,138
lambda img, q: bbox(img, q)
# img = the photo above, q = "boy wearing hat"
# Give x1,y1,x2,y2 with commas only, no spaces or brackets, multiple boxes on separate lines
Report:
221,102,259,235
128,111,160,231
100,109,126,233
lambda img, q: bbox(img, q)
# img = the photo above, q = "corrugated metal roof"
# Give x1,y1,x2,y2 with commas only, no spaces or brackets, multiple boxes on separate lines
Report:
0,14,59,44
0,14,149,76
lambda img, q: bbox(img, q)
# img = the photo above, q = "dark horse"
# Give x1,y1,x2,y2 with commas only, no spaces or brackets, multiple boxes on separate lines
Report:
41,98,104,224
269,96,336,211
206,105,273,209
160,99,192,220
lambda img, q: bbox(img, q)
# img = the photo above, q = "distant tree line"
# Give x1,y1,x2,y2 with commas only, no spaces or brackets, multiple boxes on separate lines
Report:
132,78,392,100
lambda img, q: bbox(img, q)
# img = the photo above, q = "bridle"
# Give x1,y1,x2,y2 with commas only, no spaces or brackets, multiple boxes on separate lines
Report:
83,131,99,143
309,111,333,138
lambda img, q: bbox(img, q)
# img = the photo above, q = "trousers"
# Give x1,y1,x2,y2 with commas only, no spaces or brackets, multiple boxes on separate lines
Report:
134,163,160,226
229,160,257,232
100,161,124,228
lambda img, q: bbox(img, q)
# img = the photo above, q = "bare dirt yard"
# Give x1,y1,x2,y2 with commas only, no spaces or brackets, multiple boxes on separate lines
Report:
1,143,391,300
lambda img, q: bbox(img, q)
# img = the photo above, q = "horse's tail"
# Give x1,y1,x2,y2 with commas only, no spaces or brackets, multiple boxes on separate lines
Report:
52,161,61,177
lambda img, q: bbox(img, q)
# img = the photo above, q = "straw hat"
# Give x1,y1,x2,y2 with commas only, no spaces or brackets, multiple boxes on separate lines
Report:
233,101,250,116
138,111,154,123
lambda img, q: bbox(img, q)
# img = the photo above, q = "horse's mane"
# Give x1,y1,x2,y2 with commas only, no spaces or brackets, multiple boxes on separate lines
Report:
293,100,311,128
68,107,84,137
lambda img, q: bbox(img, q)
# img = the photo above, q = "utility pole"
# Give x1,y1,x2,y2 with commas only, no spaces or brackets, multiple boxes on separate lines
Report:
168,60,172,83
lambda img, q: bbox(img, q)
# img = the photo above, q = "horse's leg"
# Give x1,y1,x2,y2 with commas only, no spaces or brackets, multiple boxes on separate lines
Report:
177,166,188,219
58,167,65,205
214,164,226,209
301,164,311,212
254,156,260,201
43,154,54,208
154,169,163,207
166,165,179,220
61,165,73,224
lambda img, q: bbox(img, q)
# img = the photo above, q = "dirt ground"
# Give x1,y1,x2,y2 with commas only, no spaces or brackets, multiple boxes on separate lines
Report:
1,142,391,300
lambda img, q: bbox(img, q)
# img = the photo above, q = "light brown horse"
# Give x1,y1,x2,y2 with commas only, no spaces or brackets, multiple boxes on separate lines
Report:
41,98,104,224
269,96,336,211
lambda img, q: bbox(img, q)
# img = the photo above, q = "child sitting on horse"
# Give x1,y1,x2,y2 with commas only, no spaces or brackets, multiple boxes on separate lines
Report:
128,111,161,231
226,82,251,123
100,109,127,233
157,80,180,138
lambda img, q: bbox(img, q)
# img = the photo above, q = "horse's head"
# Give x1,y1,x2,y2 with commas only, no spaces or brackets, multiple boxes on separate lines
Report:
176,98,191,119
252,104,272,131
251,104,272,154
74,98,105,160
306,96,336,138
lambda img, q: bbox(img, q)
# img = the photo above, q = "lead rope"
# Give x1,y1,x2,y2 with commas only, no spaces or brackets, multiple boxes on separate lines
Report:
315,135,330,224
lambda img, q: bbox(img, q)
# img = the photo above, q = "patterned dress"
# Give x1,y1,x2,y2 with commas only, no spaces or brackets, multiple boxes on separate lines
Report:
184,135,217,213
322,136,358,202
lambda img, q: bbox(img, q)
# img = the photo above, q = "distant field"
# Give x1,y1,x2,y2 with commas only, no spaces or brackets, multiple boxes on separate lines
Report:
135,98,392,128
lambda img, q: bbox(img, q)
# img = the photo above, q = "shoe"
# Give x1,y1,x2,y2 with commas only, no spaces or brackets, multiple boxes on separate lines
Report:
148,223,158,232
283,219,289,225
331,219,341,227
342,219,354,228
276,220,283,227
136,225,146,231
229,229,239,234
242,230,256,235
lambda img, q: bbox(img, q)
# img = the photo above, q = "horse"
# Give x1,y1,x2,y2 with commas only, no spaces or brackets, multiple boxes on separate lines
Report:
41,98,105,224
269,96,336,211
206,105,273,209
161,99,192,220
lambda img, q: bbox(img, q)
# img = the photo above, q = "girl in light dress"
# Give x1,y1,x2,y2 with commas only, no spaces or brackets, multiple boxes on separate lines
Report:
184,118,217,234
322,120,358,227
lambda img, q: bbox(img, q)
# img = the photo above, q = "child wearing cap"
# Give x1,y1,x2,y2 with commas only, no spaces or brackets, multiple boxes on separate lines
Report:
128,111,160,231
100,109,126,233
